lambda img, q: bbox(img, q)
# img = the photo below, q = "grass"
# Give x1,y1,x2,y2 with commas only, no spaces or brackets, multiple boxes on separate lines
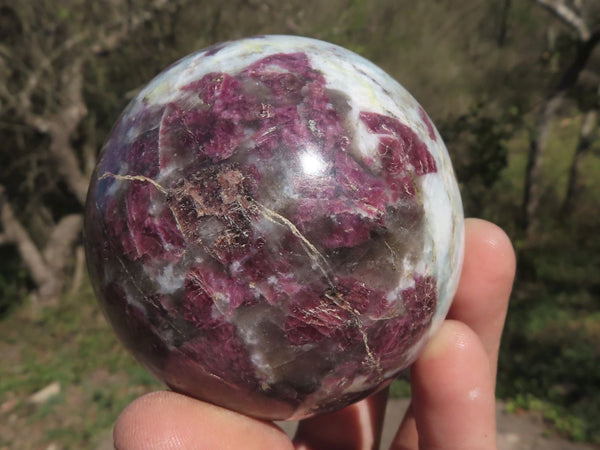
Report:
504,394,591,443
489,113,600,445
1,232,598,447
0,282,162,449
2,162,598,448
498,245,600,445
0,280,417,449
1,127,598,447
1,1,598,447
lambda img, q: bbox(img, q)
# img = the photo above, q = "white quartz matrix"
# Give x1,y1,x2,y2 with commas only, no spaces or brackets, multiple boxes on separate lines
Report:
85,35,464,420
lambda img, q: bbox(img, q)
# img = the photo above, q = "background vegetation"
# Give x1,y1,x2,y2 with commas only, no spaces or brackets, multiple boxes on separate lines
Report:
1,0,599,448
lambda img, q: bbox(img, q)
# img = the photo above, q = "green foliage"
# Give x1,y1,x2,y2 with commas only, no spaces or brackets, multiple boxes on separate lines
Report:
0,281,161,448
505,393,597,443
441,103,522,216
389,377,411,398
1,0,599,446
496,210,600,444
0,246,31,317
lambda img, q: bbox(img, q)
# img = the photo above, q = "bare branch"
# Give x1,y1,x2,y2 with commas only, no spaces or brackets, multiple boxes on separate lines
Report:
91,0,192,54
562,109,598,214
523,3,600,235
0,185,58,297
40,57,90,204
2,0,194,204
536,0,591,41
3,0,190,122
70,245,86,295
43,214,83,273
0,0,195,303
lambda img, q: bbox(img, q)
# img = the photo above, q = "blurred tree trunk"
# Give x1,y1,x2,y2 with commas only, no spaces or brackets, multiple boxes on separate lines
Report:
0,186,82,303
497,0,512,47
524,0,600,238
19,57,90,205
562,109,597,215
524,94,564,235
0,0,190,306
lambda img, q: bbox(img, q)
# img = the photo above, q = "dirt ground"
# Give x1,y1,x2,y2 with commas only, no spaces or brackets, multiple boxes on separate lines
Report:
371,399,599,450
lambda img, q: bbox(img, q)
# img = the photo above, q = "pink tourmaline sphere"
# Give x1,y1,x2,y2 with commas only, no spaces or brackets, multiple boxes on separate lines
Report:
85,35,464,420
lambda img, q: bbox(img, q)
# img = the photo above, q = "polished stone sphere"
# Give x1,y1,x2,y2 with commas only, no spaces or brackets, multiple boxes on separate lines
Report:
85,35,464,420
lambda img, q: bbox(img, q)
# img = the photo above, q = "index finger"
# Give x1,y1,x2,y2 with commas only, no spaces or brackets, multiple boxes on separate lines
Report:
391,218,515,449
447,218,516,379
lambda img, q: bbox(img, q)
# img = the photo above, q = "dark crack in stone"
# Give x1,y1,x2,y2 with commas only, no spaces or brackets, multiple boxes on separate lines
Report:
85,35,464,420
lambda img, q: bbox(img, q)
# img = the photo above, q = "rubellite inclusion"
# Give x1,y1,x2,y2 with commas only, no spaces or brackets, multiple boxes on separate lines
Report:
85,35,464,420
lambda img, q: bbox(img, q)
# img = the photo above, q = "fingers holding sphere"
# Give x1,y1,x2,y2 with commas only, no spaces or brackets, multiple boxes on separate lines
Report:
113,390,294,450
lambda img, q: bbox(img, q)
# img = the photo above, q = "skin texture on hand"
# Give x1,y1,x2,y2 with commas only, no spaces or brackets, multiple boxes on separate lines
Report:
113,218,515,450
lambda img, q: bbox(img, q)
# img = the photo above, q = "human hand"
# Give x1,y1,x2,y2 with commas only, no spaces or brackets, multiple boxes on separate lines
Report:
113,218,516,449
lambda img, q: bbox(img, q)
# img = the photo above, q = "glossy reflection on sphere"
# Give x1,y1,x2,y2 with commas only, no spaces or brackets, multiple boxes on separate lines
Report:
85,35,464,420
